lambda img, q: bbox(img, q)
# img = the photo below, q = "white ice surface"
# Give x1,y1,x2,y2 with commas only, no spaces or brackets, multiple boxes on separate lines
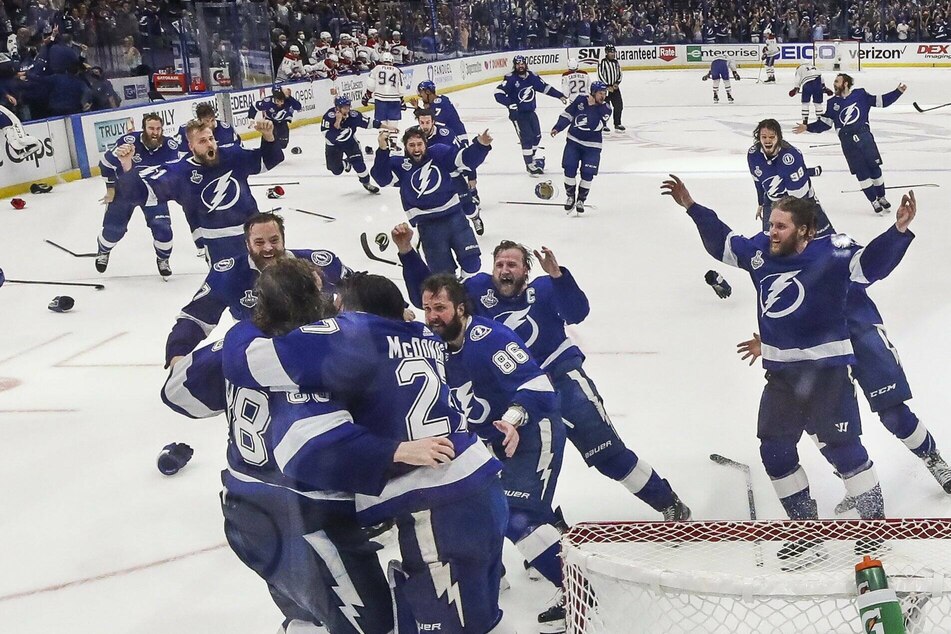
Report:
1,66,950,633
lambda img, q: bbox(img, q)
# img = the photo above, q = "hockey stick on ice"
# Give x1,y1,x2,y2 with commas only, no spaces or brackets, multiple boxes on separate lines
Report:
5,278,105,290
710,453,763,567
45,240,97,258
499,200,598,210
249,181,300,187
840,183,939,193
360,232,401,267
808,143,839,148
286,207,336,222
913,101,951,113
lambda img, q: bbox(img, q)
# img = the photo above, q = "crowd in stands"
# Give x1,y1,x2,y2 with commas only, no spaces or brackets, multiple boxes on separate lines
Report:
2,0,950,120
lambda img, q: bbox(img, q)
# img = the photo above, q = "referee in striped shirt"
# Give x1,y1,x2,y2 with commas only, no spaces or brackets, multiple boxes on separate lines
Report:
598,45,624,131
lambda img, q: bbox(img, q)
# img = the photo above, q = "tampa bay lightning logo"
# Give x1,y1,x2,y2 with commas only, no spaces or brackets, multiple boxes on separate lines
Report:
759,270,805,318
335,128,354,142
497,306,539,347
451,381,490,426
518,86,536,103
410,161,442,197
573,114,603,132
200,170,241,212
839,103,861,126
764,175,786,200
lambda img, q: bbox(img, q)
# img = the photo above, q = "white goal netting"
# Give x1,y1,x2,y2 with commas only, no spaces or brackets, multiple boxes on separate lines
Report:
813,39,862,72
563,519,951,634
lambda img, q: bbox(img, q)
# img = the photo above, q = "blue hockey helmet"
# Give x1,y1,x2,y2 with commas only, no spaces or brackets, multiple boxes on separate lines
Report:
334,95,352,108
417,80,436,93
590,81,608,94
513,54,528,69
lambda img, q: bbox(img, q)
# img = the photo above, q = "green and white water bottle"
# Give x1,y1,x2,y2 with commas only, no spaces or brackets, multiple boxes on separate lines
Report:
855,555,905,634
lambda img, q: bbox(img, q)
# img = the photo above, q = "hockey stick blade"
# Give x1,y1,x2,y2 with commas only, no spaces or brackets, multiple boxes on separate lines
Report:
913,101,951,113
45,240,97,258
709,453,750,472
287,207,336,221
360,233,401,267
840,183,939,193
8,279,105,290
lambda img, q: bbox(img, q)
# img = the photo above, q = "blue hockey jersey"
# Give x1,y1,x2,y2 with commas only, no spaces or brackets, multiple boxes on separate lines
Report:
249,95,302,124
430,95,467,139
494,71,565,113
445,316,558,444
174,120,242,150
370,141,490,225
552,95,612,149
161,341,373,506
424,123,462,149
686,203,914,370
747,143,815,208
115,141,284,260
320,107,379,146
220,312,503,525
99,130,182,186
165,249,350,365
400,250,590,374
808,87,903,138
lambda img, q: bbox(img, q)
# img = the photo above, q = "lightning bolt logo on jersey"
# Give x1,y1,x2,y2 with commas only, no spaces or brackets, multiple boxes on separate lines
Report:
747,145,814,208
557,95,612,149
812,87,904,135
411,161,443,197
839,102,861,127
320,107,374,147
518,86,536,103
759,270,806,318
498,306,540,347
201,170,241,212
494,70,564,114
451,381,490,426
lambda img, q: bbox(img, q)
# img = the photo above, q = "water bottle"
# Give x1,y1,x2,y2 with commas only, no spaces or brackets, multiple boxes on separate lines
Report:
855,555,905,634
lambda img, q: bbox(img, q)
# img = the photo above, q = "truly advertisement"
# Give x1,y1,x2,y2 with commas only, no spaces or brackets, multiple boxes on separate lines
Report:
94,117,134,152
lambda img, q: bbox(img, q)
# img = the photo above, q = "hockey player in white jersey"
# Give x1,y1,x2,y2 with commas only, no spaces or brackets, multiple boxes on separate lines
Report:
388,30,411,64
275,45,306,81
309,31,333,63
561,58,590,102
364,52,405,149
762,31,780,83
702,54,740,103
790,62,833,123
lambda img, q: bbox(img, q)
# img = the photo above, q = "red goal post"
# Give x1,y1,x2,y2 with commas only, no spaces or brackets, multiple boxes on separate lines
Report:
563,518,951,633
812,39,862,72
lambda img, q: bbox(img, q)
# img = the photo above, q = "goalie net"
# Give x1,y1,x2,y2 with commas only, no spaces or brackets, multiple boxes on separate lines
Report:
813,39,862,72
563,519,951,633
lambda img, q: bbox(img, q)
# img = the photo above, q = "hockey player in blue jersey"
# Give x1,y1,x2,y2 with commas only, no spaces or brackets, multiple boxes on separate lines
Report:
174,102,242,150
421,274,569,633
790,63,833,124
161,262,394,634
221,270,511,633
249,87,302,149
794,74,907,214
320,95,386,194
663,174,918,564
414,80,483,214
748,119,831,234
96,113,182,278
494,55,567,175
371,126,492,276
550,81,611,215
415,108,484,236
702,54,740,103
113,118,284,263
165,211,350,368
394,226,691,524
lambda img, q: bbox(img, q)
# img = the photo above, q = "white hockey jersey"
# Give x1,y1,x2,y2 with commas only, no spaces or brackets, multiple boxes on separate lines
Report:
389,42,411,64
561,70,590,101
276,56,306,81
794,63,822,88
368,64,404,102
